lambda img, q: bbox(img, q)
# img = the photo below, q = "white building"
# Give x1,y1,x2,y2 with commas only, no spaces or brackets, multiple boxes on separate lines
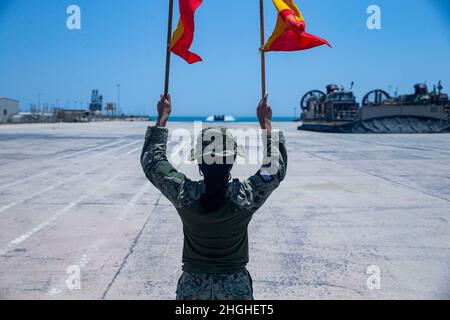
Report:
0,98,20,123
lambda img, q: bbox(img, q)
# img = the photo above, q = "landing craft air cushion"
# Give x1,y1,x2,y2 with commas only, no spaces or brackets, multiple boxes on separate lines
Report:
298,82,450,133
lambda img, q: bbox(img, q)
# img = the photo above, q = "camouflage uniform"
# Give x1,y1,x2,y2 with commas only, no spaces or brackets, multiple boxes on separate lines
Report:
141,126,287,300
176,271,254,300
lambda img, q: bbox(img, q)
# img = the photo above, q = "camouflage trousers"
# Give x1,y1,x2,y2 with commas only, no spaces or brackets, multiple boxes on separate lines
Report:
176,270,254,300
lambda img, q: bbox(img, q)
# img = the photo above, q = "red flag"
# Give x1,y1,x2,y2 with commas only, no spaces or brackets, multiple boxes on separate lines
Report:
170,0,203,64
264,0,331,52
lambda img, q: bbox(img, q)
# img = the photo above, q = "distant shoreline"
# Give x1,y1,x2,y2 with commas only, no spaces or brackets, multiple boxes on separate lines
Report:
0,116,297,126
155,116,295,123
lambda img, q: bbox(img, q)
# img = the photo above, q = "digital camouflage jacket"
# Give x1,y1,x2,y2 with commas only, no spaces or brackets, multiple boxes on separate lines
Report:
141,126,287,274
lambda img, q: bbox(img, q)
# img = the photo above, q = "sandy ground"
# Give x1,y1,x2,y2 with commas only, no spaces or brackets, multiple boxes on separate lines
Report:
0,121,449,300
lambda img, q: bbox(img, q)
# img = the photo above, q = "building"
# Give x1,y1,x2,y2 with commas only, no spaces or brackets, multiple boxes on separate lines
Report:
105,103,117,117
0,98,20,123
54,108,90,123
89,89,103,113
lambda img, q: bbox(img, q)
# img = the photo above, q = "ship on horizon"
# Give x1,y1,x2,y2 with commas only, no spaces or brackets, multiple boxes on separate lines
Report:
206,115,236,122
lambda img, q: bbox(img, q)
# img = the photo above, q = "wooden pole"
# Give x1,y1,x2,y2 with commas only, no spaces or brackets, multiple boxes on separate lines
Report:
259,0,266,99
164,0,175,96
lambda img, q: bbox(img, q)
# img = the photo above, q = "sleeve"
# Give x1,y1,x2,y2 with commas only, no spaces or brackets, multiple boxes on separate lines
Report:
237,130,288,213
140,126,197,208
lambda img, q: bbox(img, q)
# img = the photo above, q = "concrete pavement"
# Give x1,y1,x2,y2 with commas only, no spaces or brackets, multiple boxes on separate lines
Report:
0,121,449,299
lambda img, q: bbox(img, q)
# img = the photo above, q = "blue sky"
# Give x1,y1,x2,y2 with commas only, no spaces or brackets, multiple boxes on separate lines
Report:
0,0,449,117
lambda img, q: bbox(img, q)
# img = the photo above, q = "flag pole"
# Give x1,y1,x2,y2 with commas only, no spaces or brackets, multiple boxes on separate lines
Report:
259,0,267,99
164,0,175,96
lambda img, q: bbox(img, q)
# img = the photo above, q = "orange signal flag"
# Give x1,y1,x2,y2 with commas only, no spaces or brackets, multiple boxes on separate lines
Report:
170,0,203,64
264,0,331,52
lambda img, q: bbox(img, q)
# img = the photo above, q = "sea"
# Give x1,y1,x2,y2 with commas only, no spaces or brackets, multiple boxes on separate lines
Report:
167,116,294,122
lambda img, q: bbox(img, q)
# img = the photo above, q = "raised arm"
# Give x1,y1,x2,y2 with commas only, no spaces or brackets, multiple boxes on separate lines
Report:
141,95,196,208
237,94,288,213
156,93,172,127
257,93,273,134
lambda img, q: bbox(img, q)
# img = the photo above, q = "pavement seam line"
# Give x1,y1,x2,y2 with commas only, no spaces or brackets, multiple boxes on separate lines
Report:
101,162,183,300
305,151,450,204
100,193,164,300
0,139,139,185
0,155,139,256
0,141,141,214
46,182,152,298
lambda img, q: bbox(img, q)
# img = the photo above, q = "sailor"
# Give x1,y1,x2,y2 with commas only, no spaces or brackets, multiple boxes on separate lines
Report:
141,93,288,300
